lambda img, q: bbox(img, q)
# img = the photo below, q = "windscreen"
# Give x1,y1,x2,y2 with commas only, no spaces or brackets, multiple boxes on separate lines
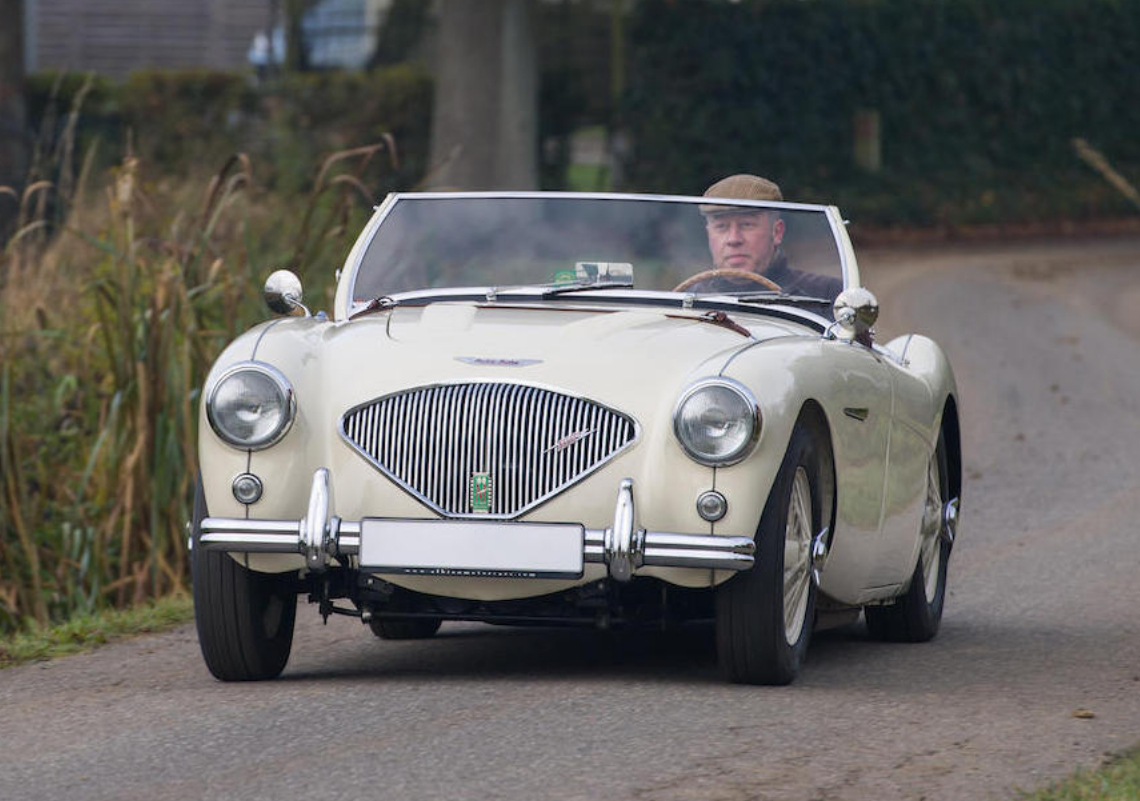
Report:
351,196,844,305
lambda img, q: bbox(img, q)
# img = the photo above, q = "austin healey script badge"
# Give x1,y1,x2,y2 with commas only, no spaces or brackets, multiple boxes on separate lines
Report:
470,472,493,513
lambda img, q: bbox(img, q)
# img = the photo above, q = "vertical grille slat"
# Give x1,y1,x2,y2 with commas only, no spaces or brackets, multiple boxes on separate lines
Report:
341,382,637,519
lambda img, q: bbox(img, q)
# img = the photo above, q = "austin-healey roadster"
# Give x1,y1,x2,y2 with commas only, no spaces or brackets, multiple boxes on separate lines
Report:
192,191,960,684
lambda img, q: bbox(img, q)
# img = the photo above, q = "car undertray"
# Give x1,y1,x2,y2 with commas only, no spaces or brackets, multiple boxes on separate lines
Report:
302,568,717,630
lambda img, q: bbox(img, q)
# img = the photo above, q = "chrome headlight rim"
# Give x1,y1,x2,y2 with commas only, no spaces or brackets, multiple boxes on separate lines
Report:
672,376,761,467
205,361,296,451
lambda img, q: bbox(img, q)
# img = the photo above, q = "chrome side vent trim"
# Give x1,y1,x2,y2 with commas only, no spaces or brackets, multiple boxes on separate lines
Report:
340,383,638,518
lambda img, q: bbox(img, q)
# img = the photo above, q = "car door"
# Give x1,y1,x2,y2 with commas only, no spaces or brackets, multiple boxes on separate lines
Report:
871,352,937,587
818,339,894,601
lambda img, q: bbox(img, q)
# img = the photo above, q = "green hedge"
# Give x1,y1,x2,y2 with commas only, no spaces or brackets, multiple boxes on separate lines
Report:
623,0,1140,226
27,65,432,195
25,0,1140,228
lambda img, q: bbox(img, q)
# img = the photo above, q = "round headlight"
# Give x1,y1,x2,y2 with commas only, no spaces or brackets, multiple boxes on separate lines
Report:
206,363,295,450
673,378,760,466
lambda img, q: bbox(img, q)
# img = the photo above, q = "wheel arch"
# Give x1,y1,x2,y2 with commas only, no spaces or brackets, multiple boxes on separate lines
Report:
796,399,837,539
940,394,962,503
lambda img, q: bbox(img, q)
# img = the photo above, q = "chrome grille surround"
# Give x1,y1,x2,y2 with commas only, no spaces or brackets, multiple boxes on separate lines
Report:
340,381,639,519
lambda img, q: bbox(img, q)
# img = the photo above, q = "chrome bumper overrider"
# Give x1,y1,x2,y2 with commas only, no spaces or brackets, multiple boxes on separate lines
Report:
198,469,756,581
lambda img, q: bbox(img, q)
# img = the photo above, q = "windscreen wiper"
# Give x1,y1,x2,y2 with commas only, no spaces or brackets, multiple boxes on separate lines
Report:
538,280,635,298
736,292,831,306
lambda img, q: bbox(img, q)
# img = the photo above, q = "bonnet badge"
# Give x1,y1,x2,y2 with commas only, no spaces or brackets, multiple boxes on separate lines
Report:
470,472,493,513
456,357,542,367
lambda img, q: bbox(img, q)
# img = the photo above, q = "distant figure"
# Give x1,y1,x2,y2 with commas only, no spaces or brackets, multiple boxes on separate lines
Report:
247,29,284,81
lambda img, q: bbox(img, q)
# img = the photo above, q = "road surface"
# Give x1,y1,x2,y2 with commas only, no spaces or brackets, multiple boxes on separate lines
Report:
3,234,1140,801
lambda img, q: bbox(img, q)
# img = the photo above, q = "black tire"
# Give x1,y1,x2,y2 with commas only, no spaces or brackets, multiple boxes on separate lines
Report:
369,617,442,640
191,479,298,681
865,430,951,642
716,422,823,685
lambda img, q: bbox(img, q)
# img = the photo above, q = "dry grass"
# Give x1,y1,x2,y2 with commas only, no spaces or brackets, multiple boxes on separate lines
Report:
0,91,396,632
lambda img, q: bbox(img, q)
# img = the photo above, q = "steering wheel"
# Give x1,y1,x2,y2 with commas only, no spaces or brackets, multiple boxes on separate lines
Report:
672,269,782,293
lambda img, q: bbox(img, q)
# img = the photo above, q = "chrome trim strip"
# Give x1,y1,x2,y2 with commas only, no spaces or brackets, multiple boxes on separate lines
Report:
824,204,854,290
201,531,298,549
199,470,755,579
205,518,299,535
381,190,833,211
352,289,830,332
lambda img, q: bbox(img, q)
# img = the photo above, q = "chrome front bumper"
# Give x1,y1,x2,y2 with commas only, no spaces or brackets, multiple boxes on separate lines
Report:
198,469,756,582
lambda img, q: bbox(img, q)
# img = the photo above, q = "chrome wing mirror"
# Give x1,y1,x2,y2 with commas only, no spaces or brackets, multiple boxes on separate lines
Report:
264,270,310,317
829,287,879,343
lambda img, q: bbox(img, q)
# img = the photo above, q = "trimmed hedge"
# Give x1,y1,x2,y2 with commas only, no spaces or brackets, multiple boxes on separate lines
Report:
27,65,432,195
24,0,1140,228
623,0,1140,226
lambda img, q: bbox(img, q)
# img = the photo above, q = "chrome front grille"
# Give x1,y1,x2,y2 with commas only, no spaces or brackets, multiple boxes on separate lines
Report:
340,383,638,518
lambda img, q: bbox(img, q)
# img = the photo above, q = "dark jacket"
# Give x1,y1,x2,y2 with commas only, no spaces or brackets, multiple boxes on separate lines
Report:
763,250,844,302
682,250,843,303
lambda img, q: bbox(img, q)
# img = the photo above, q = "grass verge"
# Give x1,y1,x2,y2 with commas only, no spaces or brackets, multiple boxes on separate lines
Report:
1017,747,1140,800
0,594,194,668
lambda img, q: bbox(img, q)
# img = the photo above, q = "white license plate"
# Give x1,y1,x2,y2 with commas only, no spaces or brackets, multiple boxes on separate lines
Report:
359,519,584,579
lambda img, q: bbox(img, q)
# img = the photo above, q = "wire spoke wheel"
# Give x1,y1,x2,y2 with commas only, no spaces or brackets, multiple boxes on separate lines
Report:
919,454,944,601
716,421,826,685
864,429,953,643
783,467,814,645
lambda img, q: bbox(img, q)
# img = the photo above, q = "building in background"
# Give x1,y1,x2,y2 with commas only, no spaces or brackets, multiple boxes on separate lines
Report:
22,0,397,78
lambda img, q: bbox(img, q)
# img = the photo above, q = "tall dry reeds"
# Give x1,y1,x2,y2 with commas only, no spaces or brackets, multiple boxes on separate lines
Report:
0,114,397,630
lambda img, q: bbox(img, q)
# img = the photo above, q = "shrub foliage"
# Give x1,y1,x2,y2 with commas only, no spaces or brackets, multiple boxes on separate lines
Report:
0,137,393,632
623,0,1140,225
27,66,430,197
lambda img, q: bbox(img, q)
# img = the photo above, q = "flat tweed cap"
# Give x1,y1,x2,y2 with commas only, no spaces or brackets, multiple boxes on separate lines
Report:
700,174,783,215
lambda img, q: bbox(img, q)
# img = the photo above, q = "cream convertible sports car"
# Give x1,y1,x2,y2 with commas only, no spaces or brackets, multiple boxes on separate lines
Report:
192,192,961,685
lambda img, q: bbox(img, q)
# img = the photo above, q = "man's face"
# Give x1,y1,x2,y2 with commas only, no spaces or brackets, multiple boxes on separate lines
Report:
706,211,785,273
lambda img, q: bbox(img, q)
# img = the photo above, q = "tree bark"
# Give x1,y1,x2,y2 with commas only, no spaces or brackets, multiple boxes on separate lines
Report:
0,0,28,198
283,0,308,72
428,0,537,190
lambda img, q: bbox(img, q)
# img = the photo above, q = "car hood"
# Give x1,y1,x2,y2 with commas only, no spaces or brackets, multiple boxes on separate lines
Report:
248,302,811,430
377,302,796,396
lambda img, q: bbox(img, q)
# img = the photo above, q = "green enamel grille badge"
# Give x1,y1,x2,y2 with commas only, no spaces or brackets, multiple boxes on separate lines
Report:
470,472,492,513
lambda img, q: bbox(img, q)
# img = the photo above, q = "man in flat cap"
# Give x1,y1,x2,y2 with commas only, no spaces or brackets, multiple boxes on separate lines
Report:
681,174,843,301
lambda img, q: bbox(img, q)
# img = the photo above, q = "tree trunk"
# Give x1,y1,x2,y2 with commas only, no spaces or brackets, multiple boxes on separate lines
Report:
0,0,28,199
283,0,308,72
428,0,537,190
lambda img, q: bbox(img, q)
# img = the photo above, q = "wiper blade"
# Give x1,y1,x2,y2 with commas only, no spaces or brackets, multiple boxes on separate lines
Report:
538,280,634,298
485,281,634,299
735,292,831,305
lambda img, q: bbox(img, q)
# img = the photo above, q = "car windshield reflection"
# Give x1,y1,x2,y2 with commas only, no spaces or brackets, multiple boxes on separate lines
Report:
350,194,845,308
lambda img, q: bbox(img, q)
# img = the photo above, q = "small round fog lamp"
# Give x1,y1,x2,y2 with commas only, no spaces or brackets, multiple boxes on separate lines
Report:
232,473,264,505
696,490,728,522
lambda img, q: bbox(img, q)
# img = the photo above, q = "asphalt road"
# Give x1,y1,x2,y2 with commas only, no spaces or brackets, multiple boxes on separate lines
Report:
4,234,1140,801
